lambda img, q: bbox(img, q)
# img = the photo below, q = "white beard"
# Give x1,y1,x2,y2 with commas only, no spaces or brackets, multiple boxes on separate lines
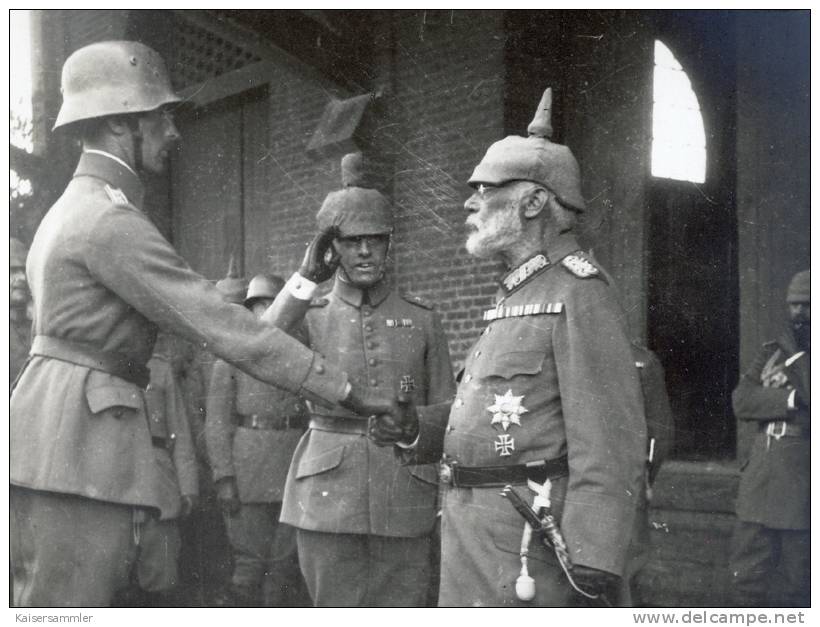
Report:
465,203,524,259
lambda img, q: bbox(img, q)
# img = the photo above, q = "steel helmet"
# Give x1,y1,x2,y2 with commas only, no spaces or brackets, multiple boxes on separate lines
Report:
244,274,286,308
214,255,247,305
316,152,393,237
786,270,810,304
10,238,28,269
468,88,586,212
54,40,182,130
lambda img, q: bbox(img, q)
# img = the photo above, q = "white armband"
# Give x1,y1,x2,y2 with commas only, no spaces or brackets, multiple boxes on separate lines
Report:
286,273,318,301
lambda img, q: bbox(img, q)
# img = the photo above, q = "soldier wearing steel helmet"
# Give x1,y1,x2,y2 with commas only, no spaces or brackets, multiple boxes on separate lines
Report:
205,273,311,607
10,237,32,384
265,153,456,606
9,41,391,607
371,88,646,606
728,270,810,607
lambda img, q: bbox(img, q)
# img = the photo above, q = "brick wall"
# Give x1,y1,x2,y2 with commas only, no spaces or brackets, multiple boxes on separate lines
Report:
384,10,508,367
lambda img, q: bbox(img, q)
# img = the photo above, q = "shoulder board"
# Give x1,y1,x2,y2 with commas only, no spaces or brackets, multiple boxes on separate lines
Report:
104,184,131,208
401,293,434,310
561,253,602,280
309,297,329,308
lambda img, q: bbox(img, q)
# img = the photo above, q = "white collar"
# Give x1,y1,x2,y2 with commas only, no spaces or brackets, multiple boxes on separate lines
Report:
83,149,138,176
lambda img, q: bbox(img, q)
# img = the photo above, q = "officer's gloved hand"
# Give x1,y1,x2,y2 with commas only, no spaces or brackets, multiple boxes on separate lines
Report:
571,564,621,601
215,477,241,516
180,494,198,518
298,226,340,283
369,394,419,447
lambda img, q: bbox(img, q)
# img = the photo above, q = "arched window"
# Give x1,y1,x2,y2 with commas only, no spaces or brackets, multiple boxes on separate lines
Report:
651,40,706,183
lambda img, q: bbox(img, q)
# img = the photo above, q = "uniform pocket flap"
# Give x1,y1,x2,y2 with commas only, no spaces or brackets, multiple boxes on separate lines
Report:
481,351,546,380
408,464,440,485
85,372,143,414
295,444,346,479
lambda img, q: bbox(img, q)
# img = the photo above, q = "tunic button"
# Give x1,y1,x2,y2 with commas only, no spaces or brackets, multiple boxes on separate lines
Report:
365,325,373,332
370,379,378,386
314,364,325,374
446,425,454,433
464,374,472,383
363,309,372,317
367,341,376,349
368,358,377,366
454,398,463,408
474,351,481,358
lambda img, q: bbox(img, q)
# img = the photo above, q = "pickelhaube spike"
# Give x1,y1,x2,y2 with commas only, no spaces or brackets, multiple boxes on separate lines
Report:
341,152,365,188
215,252,247,304
527,88,553,140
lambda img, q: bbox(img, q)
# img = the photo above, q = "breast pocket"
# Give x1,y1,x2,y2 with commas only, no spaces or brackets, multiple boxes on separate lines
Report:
472,317,553,380
85,370,143,419
480,350,547,380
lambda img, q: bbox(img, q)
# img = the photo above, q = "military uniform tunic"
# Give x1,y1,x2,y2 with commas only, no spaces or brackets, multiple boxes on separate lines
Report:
9,152,350,606
280,275,455,605
728,330,810,606
412,233,646,606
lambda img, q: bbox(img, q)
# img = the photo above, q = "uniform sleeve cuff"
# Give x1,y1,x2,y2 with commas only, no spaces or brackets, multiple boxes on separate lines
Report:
286,273,317,301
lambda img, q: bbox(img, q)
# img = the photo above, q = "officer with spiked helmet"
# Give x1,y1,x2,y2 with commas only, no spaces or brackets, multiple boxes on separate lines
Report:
10,41,390,607
265,152,455,606
371,89,646,606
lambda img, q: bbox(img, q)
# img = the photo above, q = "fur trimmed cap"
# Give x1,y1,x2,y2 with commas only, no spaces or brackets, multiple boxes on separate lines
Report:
316,153,393,237
468,88,586,212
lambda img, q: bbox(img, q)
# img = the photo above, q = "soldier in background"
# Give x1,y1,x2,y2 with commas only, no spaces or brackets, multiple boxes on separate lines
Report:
114,333,199,606
728,269,810,607
265,153,456,606
10,41,390,607
10,238,32,384
176,260,247,605
207,274,311,607
370,88,646,606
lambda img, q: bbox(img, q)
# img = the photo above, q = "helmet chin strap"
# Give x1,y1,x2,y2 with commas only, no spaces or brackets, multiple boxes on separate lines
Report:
126,116,144,173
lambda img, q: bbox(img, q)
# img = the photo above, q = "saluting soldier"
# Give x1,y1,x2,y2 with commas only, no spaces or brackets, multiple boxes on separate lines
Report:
9,41,388,607
266,153,456,606
728,269,810,607
206,273,310,607
371,88,647,606
10,237,32,384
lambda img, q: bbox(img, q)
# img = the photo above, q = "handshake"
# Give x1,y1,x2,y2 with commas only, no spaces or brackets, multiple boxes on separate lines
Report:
341,388,420,447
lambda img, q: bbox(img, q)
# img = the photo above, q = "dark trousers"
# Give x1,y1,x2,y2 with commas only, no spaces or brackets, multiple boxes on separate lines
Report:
11,486,137,607
224,502,309,606
728,520,810,607
296,529,432,607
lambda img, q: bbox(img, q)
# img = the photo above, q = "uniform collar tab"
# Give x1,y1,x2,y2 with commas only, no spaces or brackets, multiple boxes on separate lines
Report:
75,151,145,210
499,253,550,294
334,274,391,308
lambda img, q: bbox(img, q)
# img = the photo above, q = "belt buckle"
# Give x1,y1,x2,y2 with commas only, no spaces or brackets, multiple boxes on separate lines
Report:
766,421,787,440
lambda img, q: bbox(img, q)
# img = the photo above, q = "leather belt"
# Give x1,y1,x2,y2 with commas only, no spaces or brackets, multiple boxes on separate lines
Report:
30,335,150,389
239,414,304,431
763,421,808,439
440,455,569,488
309,415,370,435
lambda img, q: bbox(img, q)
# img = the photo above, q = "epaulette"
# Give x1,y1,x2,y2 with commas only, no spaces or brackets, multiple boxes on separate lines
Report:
309,297,329,308
561,252,603,280
104,184,131,208
401,292,434,310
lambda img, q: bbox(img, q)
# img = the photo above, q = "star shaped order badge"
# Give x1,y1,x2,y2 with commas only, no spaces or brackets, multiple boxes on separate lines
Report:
487,389,529,431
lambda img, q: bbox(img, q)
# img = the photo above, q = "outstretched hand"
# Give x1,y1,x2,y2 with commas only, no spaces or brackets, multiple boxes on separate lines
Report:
368,393,419,447
298,227,340,283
